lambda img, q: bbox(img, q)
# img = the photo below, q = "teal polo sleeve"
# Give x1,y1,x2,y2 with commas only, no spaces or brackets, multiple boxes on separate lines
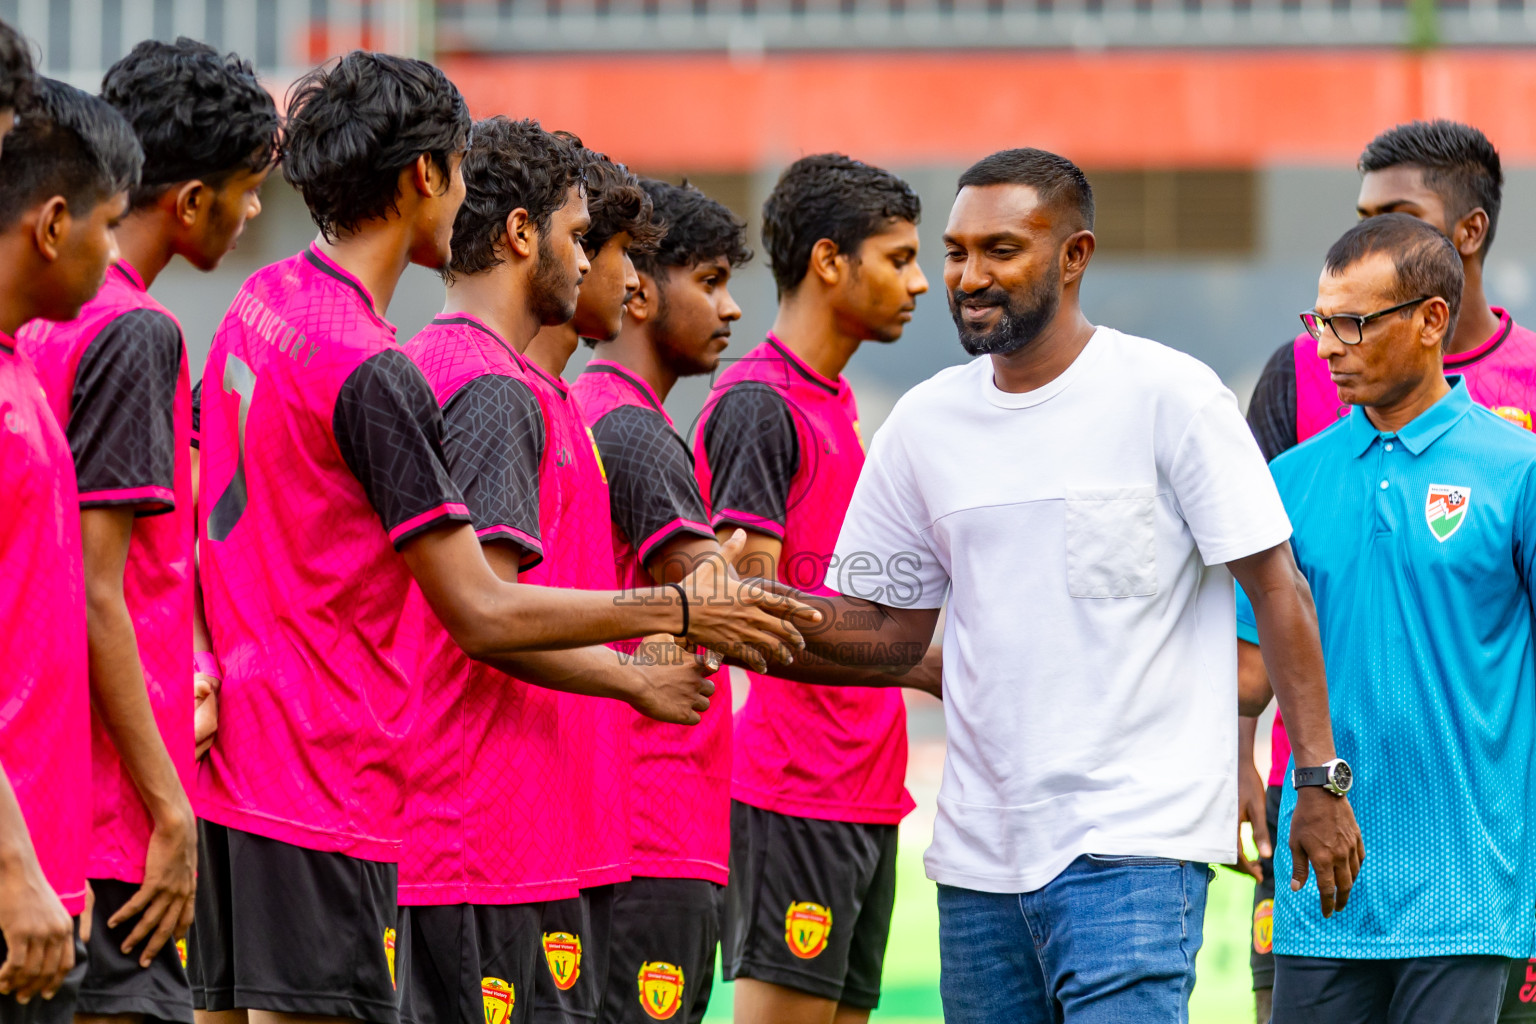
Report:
1235,582,1260,646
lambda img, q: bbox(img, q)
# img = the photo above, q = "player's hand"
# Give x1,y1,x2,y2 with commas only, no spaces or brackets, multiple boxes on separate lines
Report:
679,531,822,672
193,675,219,760
1289,788,1363,918
109,797,196,966
0,845,76,1002
1231,757,1271,882
626,637,719,725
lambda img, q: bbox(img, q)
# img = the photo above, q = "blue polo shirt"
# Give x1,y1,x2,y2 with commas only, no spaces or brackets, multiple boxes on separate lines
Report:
1255,380,1536,959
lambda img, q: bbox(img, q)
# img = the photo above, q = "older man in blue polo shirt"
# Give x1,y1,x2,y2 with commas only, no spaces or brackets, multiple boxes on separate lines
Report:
1240,212,1536,1022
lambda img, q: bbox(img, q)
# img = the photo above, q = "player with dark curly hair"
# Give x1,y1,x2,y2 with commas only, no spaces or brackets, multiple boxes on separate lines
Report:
0,17,33,154
395,118,778,1024
15,44,278,1023
695,154,936,1024
0,75,139,1024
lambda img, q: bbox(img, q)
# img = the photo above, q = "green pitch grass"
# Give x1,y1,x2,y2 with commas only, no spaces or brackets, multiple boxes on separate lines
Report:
704,841,1259,1023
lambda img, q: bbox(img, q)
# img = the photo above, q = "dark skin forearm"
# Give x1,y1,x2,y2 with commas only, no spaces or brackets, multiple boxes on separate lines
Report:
1228,541,1363,917
709,528,940,690
0,765,75,1002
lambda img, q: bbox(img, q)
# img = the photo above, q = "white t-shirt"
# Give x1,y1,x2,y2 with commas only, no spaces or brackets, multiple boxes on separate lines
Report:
831,327,1292,893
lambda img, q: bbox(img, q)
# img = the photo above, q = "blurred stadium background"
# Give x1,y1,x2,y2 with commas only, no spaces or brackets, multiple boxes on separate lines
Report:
13,1,1535,1018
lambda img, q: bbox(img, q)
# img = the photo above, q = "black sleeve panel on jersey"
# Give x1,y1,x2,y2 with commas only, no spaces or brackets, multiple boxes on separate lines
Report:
591,404,712,565
1246,340,1299,463
440,373,545,565
190,379,202,450
70,308,181,514
701,382,799,536
333,348,470,549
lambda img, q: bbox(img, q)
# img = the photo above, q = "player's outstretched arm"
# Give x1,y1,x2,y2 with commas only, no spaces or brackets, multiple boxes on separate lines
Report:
0,768,74,1004
78,508,196,966
1229,542,1363,920
401,523,821,673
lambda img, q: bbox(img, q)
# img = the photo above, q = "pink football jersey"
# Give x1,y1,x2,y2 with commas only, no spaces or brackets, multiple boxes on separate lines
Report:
398,314,578,905
0,335,91,914
1267,307,1536,786
17,261,194,884
522,360,632,888
573,359,731,884
695,336,913,825
197,245,469,861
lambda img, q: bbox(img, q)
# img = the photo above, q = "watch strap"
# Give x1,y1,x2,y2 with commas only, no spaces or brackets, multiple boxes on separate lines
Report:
1293,765,1329,788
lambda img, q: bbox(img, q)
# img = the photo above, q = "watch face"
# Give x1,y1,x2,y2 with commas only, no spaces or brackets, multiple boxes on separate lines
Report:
1329,760,1353,793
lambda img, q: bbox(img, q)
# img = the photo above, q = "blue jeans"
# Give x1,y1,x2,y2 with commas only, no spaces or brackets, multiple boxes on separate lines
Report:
937,854,1212,1023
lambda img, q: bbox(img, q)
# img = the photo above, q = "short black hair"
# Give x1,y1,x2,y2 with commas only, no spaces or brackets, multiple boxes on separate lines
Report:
631,178,751,280
283,51,470,240
102,38,281,210
446,116,583,282
553,132,663,260
1324,212,1463,348
0,77,141,231
762,153,920,297
1359,120,1503,260
957,147,1095,232
0,19,34,113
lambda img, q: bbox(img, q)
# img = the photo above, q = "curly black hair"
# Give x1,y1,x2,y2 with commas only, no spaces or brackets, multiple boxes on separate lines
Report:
0,19,34,114
631,178,751,280
0,77,141,230
552,132,664,259
1359,120,1504,260
446,116,583,282
101,38,280,209
762,153,920,297
283,51,470,240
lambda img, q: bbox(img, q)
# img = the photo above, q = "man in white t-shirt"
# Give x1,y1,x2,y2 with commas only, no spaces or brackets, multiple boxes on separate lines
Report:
760,147,1365,1021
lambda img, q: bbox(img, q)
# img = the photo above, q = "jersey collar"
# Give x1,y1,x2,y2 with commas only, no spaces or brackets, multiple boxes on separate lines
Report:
583,359,668,417
1349,375,1473,457
304,244,395,333
432,312,527,370
111,260,146,291
766,331,840,396
1444,307,1514,370
525,356,569,398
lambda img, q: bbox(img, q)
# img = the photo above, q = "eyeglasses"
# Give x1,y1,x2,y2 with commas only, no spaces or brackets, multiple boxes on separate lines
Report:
1299,297,1432,346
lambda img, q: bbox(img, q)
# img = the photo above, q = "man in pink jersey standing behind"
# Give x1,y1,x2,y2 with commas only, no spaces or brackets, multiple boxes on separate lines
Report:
17,42,279,1024
1235,119,1536,1024
0,67,142,1024
571,174,748,1024
397,118,767,1024
194,57,811,1024
695,155,935,1024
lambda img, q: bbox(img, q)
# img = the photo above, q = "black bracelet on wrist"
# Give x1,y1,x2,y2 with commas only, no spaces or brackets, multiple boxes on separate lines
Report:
665,582,689,639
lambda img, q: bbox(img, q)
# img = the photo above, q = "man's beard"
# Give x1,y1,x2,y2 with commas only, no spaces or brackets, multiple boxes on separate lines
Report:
949,261,1061,357
530,234,578,327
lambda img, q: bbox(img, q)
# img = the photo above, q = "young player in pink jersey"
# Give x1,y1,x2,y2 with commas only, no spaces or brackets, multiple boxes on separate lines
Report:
0,67,141,1024
16,42,280,1024
1233,120,1536,1024
568,173,745,1024
397,118,764,1024
194,57,813,1024
694,156,939,1024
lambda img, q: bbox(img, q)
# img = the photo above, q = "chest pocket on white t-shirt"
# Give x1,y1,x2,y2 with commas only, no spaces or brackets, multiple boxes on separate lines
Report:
1063,485,1158,598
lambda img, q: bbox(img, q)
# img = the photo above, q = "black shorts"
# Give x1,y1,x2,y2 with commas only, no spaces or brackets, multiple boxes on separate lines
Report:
721,801,897,1010
600,877,721,1024
533,886,614,1024
397,903,544,1024
1250,783,1282,991
1274,953,1508,1023
78,877,192,1023
189,819,399,1024
0,920,86,1024
1502,958,1536,1022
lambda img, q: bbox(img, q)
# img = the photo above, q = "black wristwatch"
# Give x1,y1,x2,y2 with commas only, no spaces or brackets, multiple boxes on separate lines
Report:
1293,758,1353,797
